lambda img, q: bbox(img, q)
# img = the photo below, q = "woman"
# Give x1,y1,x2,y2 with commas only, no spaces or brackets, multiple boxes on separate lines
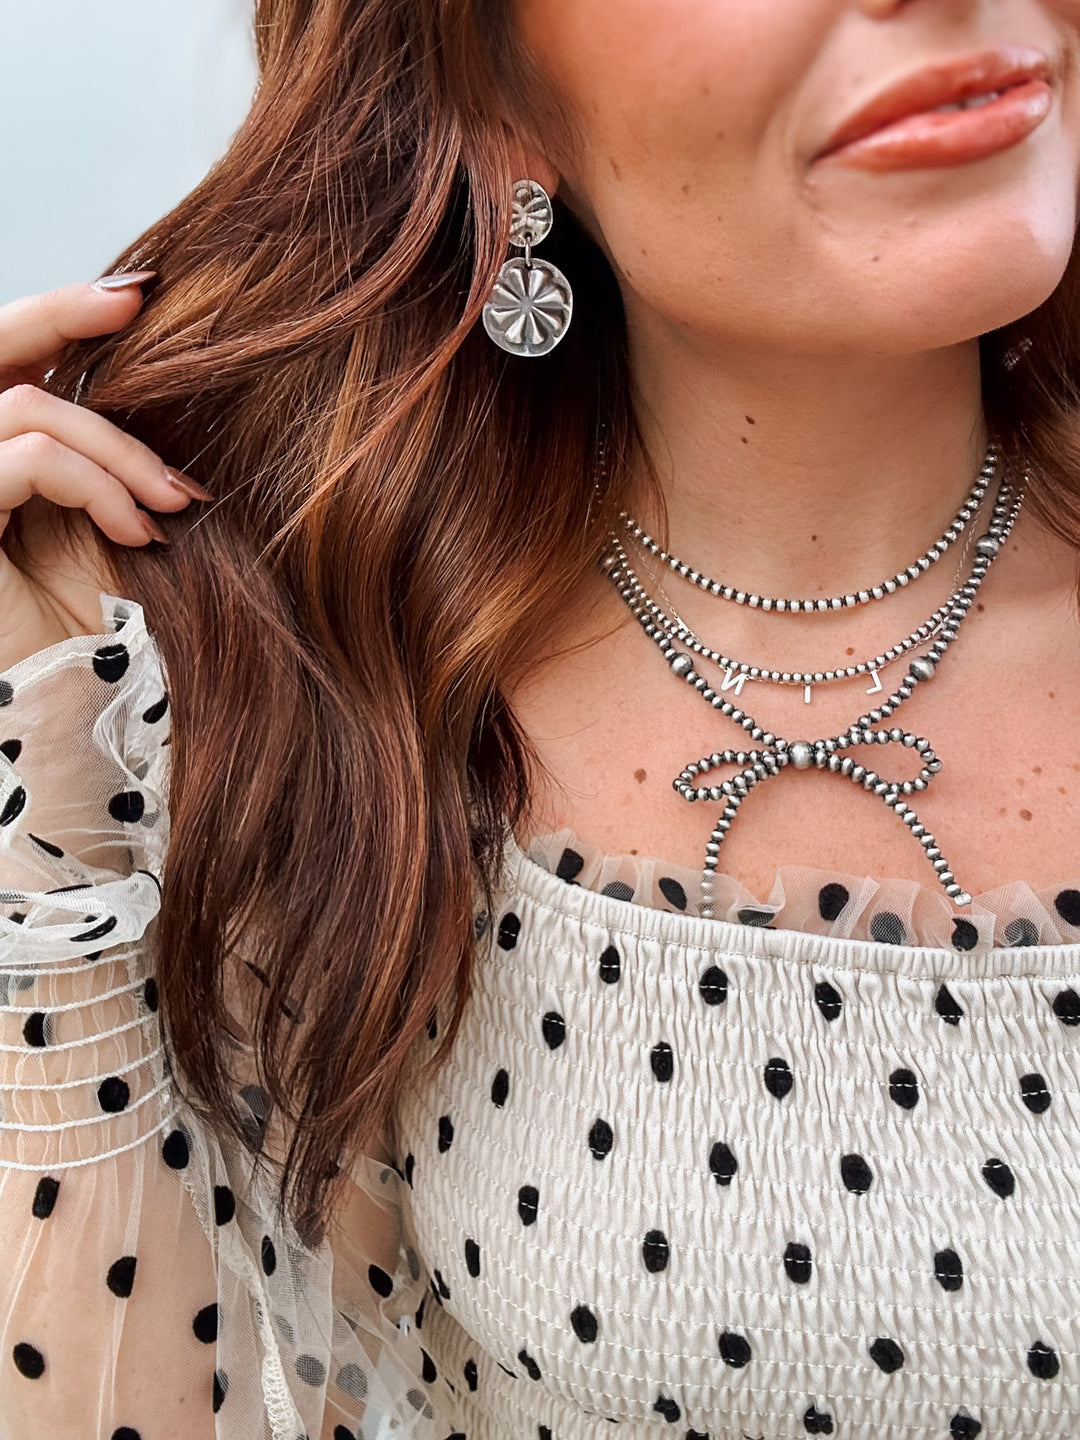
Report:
1,0,1079,1435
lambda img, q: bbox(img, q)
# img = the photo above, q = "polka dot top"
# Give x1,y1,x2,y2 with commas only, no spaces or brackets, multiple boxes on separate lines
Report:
4,593,1080,1440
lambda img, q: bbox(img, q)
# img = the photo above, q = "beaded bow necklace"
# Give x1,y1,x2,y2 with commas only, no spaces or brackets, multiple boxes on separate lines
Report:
600,459,1023,916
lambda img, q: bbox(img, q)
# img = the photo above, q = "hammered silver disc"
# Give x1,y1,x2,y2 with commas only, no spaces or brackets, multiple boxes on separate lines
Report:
482,256,573,357
509,179,553,248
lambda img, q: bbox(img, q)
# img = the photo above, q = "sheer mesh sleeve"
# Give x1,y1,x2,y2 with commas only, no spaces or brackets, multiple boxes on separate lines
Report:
0,591,459,1440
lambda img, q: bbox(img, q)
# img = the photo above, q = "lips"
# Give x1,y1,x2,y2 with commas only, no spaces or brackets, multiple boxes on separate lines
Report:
815,44,1053,167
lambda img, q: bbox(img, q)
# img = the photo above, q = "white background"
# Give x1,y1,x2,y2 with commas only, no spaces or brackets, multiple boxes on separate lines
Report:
0,1,258,305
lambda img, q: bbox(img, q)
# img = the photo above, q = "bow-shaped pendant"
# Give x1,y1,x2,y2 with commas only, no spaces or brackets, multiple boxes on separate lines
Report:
674,724,971,912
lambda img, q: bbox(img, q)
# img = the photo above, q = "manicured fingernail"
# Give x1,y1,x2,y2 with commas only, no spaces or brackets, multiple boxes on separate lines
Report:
163,465,213,501
92,270,157,292
142,514,170,544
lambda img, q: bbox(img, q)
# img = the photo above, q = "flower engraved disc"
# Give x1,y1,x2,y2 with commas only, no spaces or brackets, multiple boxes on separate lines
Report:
482,257,573,357
509,179,553,247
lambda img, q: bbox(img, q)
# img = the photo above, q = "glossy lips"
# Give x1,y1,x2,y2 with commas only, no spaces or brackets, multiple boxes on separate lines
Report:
815,45,1053,171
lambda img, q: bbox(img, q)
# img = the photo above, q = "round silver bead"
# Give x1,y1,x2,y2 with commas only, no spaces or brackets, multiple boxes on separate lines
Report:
974,534,1001,557
670,653,692,677
909,657,936,682
788,742,815,770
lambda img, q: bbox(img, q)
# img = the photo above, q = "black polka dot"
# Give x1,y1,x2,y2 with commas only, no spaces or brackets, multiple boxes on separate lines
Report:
32,1176,59,1219
93,643,130,683
642,1230,669,1273
982,1157,1015,1199
433,1268,450,1299
934,1247,963,1292
517,1348,541,1380
814,981,842,1022
718,1330,751,1367
542,1012,566,1049
709,1141,738,1185
518,1184,539,1225
1027,1340,1060,1379
464,1237,481,1277
162,1129,190,1168
437,1115,454,1152
1005,917,1039,946
98,1076,130,1113
296,1353,326,1387
598,945,621,983
687,1432,710,1440
29,833,64,859
1054,889,1080,926
112,1429,141,1440
421,1349,437,1383
12,1341,45,1378
889,1067,919,1109
0,680,13,707
0,786,26,826
818,883,849,922
804,1404,834,1434
404,1153,415,1186
601,880,634,902
650,1041,674,1082
142,692,169,724
192,1303,218,1343
868,1337,904,1373
952,918,979,951
0,737,21,763
653,1394,681,1422
261,1235,277,1276
214,1185,236,1225
936,984,964,1024
497,913,521,949
108,791,145,824
784,1242,812,1284
22,1011,50,1047
142,976,158,1012
764,1057,793,1100
539,1428,552,1440
738,907,774,927
588,1118,613,1159
870,911,905,945
571,1304,598,1342
699,964,727,1005
1052,988,1080,1025
491,1068,510,1106
841,1153,873,1194
1020,1072,1051,1114
464,1357,478,1391
368,1264,393,1298
555,847,584,882
106,1255,137,1298
213,1370,229,1412
658,876,687,910
950,1412,982,1437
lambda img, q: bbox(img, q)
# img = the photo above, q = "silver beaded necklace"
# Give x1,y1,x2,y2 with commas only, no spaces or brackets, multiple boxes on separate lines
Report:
600,469,1023,915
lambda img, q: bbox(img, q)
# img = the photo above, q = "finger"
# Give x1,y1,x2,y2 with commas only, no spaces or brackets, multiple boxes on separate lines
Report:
0,431,168,547
0,385,208,512
0,275,155,376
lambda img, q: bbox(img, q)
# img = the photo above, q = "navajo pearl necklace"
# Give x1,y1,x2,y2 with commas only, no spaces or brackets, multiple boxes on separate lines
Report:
600,471,1023,915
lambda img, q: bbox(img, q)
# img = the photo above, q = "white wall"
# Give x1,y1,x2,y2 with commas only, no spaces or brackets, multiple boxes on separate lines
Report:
0,1,258,305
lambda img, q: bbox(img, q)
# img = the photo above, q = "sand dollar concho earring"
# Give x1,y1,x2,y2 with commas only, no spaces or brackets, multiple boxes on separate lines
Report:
482,180,573,357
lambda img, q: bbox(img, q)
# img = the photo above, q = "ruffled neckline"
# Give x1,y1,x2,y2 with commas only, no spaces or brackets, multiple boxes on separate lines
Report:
517,825,1080,957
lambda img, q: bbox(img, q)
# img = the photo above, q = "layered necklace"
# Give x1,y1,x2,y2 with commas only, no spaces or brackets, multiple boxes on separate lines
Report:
599,440,1024,917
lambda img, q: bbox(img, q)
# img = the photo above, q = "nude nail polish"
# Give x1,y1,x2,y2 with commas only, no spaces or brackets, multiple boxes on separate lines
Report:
142,514,170,544
92,270,157,292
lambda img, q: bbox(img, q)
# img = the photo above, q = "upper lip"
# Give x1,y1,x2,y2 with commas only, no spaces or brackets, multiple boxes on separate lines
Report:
815,44,1053,160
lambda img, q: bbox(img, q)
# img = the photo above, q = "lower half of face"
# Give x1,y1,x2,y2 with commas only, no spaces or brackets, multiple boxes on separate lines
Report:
514,0,1080,354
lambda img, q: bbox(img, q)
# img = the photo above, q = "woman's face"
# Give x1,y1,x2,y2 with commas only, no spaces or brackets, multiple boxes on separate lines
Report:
513,0,1080,355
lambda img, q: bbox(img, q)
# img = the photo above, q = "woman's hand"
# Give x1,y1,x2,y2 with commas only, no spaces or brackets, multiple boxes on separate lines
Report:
0,274,211,670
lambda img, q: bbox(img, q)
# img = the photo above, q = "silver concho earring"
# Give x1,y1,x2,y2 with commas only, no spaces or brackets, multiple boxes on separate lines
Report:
482,179,573,357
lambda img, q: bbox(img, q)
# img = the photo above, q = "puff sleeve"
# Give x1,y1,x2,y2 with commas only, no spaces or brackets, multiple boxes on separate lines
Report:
0,591,460,1440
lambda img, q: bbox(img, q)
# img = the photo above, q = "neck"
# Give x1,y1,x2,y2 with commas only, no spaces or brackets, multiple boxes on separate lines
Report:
623,322,989,599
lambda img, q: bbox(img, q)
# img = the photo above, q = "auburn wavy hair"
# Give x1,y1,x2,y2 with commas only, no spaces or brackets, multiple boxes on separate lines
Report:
9,0,1080,1243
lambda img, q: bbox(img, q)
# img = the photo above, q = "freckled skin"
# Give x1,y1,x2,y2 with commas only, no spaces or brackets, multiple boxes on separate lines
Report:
504,0,1080,897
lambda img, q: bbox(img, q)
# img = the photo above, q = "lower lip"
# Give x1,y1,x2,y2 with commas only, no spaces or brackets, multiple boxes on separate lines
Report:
818,77,1053,172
